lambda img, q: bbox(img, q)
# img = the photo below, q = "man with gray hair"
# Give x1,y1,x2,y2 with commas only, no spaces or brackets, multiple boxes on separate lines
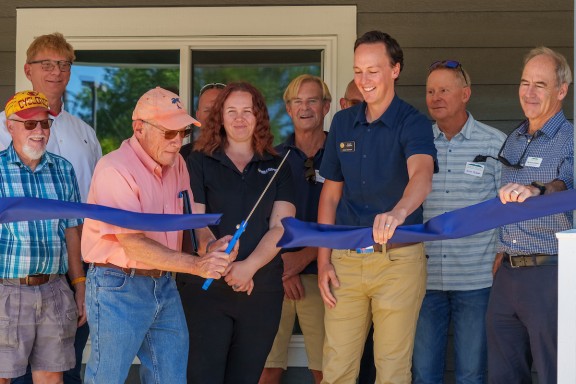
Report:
486,47,573,384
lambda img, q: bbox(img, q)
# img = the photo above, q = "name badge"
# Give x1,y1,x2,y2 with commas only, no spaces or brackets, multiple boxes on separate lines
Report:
525,157,543,168
464,162,484,177
340,141,355,152
315,170,326,183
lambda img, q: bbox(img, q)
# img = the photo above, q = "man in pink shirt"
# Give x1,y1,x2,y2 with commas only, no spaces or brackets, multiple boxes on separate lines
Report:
81,87,235,384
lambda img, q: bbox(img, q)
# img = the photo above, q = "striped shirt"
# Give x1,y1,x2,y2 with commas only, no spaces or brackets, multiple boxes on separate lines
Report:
0,143,82,278
424,114,506,290
498,111,574,255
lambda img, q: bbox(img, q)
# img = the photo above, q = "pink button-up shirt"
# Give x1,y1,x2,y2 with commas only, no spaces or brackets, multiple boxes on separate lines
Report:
82,136,192,269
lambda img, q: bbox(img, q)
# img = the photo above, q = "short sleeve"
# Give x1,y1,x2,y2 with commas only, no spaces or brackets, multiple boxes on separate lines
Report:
187,151,207,204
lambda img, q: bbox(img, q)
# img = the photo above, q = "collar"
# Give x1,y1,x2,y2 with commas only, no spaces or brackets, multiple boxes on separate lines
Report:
354,94,401,129
5,142,52,171
433,112,475,141
128,136,164,178
281,132,326,159
516,110,567,139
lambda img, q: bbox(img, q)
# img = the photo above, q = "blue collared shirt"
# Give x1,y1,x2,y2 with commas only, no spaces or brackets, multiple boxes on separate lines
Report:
424,113,506,290
498,111,574,255
0,143,82,278
320,95,437,226
276,133,325,274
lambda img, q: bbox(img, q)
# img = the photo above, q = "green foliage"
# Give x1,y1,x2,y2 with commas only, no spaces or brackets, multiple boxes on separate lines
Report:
75,64,320,153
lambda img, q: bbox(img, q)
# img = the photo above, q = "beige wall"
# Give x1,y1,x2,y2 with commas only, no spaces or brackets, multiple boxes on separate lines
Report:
0,0,573,132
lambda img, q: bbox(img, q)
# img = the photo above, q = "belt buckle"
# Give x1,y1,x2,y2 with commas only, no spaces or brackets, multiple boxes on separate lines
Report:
509,254,527,268
25,274,40,285
356,246,374,254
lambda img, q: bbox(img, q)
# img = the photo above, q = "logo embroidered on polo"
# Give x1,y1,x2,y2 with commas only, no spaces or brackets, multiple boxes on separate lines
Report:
258,167,277,174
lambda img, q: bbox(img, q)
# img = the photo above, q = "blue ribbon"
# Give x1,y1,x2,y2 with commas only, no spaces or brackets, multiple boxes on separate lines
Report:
0,197,221,231
278,189,576,249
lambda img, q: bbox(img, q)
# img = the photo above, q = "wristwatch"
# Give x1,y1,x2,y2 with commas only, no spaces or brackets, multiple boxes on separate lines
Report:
531,181,546,195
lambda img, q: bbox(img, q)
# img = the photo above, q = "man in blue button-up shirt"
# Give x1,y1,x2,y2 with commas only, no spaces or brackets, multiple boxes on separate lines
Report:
486,47,573,384
318,30,437,384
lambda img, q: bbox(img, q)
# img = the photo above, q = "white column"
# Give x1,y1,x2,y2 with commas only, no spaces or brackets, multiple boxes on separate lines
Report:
557,229,576,383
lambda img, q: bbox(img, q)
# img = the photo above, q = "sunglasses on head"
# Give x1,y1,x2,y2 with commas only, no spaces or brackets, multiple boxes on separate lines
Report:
429,60,469,86
143,120,192,140
304,157,316,183
9,119,53,130
199,83,227,96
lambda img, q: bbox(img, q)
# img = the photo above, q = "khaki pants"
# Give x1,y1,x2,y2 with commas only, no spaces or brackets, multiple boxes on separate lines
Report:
265,274,325,371
321,244,426,384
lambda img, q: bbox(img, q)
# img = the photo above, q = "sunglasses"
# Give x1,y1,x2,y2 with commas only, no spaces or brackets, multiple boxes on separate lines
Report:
472,127,540,169
199,82,227,96
9,119,53,130
143,121,192,140
28,59,73,72
429,60,469,86
304,157,316,183
494,130,540,169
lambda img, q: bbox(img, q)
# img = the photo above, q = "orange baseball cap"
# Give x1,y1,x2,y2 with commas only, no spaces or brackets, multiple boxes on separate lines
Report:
5,90,52,119
132,87,200,129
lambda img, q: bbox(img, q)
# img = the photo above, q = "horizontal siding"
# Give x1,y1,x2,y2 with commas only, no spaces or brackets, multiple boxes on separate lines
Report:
358,11,573,48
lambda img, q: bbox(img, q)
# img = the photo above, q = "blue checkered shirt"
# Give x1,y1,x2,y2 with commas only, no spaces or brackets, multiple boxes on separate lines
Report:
498,111,574,255
424,114,506,290
0,143,82,278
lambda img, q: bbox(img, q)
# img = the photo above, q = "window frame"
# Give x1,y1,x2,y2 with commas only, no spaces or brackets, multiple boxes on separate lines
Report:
16,6,357,129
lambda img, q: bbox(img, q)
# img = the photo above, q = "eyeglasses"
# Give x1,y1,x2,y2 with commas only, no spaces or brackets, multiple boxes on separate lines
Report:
304,157,316,183
199,83,226,96
28,59,73,72
495,130,541,169
8,119,53,130
142,121,192,140
429,60,469,86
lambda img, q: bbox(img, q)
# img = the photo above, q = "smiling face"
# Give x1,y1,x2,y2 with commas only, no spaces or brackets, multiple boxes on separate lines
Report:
222,91,256,145
519,54,568,129
426,68,470,124
286,80,330,134
7,110,51,169
24,49,71,101
353,42,400,108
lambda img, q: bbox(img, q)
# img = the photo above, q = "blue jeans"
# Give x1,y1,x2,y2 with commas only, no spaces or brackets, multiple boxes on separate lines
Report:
412,288,490,384
84,265,188,384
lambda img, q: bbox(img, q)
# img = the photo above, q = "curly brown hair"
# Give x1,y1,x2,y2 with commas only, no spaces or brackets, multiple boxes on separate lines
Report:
194,82,276,156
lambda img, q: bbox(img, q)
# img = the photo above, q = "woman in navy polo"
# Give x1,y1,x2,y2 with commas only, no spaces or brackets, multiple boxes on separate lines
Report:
180,82,295,383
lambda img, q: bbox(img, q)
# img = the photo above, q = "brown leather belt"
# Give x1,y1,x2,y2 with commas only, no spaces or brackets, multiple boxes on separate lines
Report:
351,242,418,253
503,253,558,267
93,263,167,278
0,274,60,286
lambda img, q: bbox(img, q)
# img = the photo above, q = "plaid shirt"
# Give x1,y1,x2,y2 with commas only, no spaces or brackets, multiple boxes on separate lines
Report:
498,111,574,255
0,143,82,278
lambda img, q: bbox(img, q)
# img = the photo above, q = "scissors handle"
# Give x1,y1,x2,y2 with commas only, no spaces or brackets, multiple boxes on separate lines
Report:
202,221,247,290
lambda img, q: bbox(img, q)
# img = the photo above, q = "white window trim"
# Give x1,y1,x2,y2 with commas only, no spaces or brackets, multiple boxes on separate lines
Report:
16,6,357,128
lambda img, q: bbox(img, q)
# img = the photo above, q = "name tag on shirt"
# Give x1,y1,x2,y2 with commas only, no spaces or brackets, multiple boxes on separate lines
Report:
525,157,543,168
315,170,325,183
464,162,485,177
340,141,355,152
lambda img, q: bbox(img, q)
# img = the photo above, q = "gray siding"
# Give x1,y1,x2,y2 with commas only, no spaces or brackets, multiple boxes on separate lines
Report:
1,1,573,132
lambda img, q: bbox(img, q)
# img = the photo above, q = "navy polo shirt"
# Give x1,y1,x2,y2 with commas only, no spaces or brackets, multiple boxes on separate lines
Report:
320,94,437,227
186,149,295,291
276,133,325,274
